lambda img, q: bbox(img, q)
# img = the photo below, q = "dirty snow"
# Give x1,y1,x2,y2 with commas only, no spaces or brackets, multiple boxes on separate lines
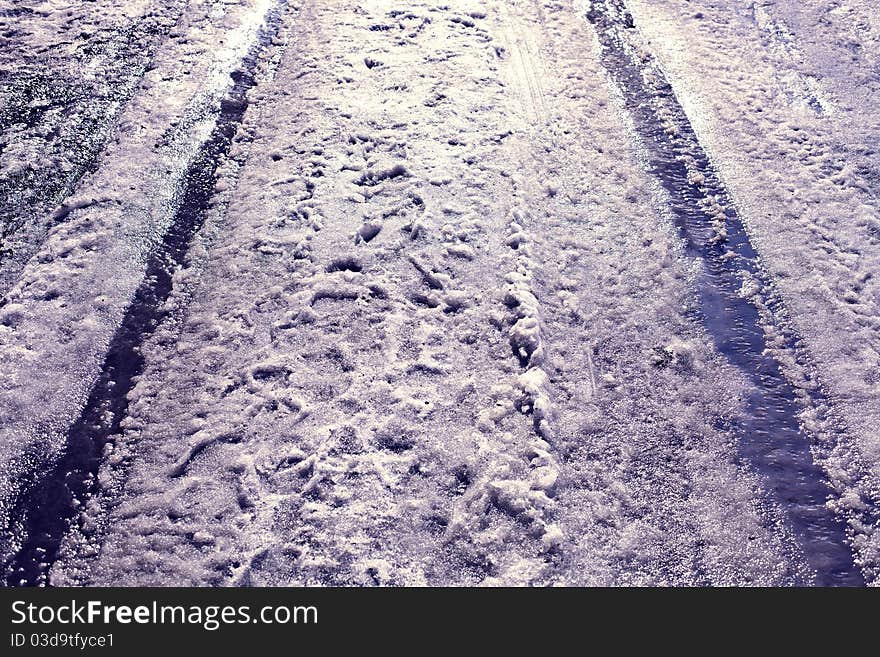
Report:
0,0,877,587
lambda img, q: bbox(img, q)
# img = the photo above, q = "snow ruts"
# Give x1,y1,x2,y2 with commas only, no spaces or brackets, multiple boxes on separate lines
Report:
626,3,880,488
3,0,858,586
74,0,800,587
34,0,799,587
62,0,572,587
586,0,880,584
0,0,292,582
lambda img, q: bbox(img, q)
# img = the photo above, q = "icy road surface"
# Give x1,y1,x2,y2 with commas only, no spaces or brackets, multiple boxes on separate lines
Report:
1,0,879,586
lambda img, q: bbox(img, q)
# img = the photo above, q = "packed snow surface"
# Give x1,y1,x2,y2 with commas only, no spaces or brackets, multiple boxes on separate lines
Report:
0,0,878,586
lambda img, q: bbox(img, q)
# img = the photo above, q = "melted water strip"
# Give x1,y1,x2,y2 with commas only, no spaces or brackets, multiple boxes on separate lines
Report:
587,0,865,585
1,5,287,587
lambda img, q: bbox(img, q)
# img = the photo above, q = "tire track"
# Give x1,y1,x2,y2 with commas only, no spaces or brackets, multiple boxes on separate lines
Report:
586,0,880,585
0,0,286,560
1,0,291,587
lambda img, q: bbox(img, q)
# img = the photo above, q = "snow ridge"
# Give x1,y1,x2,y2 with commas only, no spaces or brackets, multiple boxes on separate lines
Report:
498,207,563,551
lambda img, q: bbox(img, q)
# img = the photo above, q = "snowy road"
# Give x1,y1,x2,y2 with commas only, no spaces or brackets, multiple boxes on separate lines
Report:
1,0,879,586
